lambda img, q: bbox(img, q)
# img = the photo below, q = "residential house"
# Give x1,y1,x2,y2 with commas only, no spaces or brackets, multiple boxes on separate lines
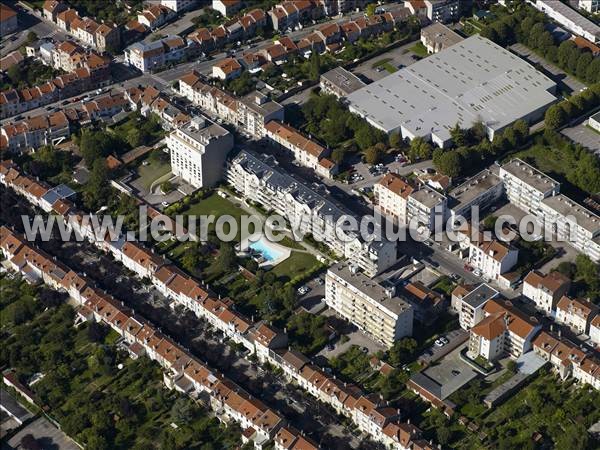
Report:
555,296,599,335
522,270,571,314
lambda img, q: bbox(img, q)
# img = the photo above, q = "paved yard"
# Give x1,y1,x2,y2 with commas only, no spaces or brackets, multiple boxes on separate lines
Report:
318,310,386,358
7,416,80,450
350,39,421,83
561,119,600,156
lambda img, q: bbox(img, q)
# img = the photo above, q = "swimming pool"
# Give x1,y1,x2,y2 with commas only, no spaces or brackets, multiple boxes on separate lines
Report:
248,237,284,262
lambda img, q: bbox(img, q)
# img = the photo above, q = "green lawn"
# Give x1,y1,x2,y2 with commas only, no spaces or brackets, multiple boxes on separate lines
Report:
272,251,320,281
136,158,171,191
180,193,247,241
372,57,398,73
410,42,429,58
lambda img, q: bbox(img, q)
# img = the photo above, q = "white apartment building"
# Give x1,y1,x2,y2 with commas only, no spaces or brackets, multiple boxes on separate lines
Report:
499,159,560,216
161,0,197,12
534,0,600,43
227,150,397,277
522,270,571,314
555,296,599,335
325,263,413,347
374,173,414,226
167,116,234,189
447,168,504,222
579,0,600,13
425,0,459,23
374,173,446,233
539,194,600,263
469,299,540,362
452,283,500,330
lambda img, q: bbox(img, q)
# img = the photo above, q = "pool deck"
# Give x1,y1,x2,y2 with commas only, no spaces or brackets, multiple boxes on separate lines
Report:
239,235,292,268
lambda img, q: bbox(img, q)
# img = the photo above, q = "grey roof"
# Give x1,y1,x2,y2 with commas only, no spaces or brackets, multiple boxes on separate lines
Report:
328,262,412,316
537,0,600,40
500,159,560,194
42,184,76,205
233,150,354,226
448,167,502,210
420,22,464,48
590,111,600,123
462,283,499,308
1,389,33,424
239,91,284,117
409,185,446,208
346,35,557,140
320,66,366,96
542,194,600,234
177,115,230,144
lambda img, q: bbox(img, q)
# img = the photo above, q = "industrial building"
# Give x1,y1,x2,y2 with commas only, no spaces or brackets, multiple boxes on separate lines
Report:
346,35,557,147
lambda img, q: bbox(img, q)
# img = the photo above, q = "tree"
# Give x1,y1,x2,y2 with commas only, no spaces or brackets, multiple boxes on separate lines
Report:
331,147,345,164
211,242,237,275
389,131,402,149
408,137,432,161
544,104,567,129
308,51,321,81
434,151,461,177
436,427,451,446
450,123,467,147
555,261,576,279
170,397,194,423
88,322,109,343
388,337,418,366
366,3,377,16
160,181,174,194
506,360,518,374
364,143,385,164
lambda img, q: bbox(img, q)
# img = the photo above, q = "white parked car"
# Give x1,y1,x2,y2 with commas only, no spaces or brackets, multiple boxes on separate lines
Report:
473,269,482,277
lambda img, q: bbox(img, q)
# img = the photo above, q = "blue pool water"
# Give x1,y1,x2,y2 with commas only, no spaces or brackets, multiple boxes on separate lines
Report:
248,238,283,262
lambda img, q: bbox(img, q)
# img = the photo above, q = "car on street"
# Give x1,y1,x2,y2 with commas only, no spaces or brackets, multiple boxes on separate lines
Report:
473,269,482,277
434,339,445,347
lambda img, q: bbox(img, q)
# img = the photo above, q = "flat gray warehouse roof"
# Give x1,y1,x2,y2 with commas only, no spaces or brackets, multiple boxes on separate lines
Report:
346,35,557,144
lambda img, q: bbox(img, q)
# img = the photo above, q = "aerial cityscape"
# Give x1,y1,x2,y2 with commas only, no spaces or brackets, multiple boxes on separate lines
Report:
0,0,599,449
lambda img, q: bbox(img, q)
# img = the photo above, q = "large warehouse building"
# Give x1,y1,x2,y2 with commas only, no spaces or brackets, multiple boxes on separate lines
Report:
346,35,558,148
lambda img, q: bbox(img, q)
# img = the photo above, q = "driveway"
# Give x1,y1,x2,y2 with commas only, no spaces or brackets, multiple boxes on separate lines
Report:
318,311,386,359
561,119,600,156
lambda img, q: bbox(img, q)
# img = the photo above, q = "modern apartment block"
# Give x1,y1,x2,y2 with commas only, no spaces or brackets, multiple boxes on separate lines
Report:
498,159,560,216
579,0,600,13
522,270,571,314
451,283,500,331
539,195,600,262
325,263,413,347
227,150,397,277
447,168,504,222
424,0,459,23
167,116,234,188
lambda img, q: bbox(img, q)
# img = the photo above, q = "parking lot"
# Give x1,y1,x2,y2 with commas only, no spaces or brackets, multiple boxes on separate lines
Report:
561,118,600,156
350,39,422,83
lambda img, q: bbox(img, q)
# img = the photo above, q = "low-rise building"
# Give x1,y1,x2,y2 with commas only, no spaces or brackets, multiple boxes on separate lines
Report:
161,0,197,13
167,115,234,189
325,263,413,347
319,67,366,99
555,296,598,335
420,22,463,54
212,57,242,80
124,36,187,72
590,315,600,346
522,270,571,314
589,111,600,133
